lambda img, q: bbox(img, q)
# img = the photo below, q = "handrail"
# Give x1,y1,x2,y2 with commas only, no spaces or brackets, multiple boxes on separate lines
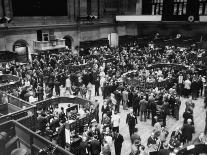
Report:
11,120,74,155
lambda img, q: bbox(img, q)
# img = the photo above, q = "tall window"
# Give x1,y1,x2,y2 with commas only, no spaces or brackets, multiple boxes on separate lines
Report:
199,0,207,15
173,0,187,15
152,0,163,15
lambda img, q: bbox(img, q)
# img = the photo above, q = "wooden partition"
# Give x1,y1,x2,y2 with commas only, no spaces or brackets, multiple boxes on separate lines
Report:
0,120,74,155
35,96,99,132
0,106,37,124
0,104,8,115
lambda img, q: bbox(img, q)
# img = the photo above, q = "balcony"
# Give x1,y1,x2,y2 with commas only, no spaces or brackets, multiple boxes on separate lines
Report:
33,39,66,51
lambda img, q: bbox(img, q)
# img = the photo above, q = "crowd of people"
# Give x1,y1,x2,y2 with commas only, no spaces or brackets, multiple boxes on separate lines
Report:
0,34,207,155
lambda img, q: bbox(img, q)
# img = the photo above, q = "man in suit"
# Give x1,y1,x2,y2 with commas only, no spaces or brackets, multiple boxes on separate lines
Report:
79,136,89,155
126,109,137,136
57,121,66,148
90,135,101,155
140,96,148,122
158,142,170,155
37,112,47,134
114,131,124,155
122,89,129,110
132,92,140,116
181,119,195,144
101,100,110,118
114,90,122,113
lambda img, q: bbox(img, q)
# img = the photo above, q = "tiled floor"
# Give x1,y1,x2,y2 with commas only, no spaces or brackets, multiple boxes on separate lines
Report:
59,86,206,155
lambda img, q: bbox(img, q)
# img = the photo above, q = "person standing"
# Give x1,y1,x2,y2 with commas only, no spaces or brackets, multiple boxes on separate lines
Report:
94,76,100,96
178,73,184,96
114,131,124,155
114,89,122,113
174,96,181,120
102,139,111,155
184,78,191,98
65,75,72,95
132,91,140,116
126,109,137,136
181,119,195,144
111,111,120,132
90,135,101,155
140,96,148,122
79,136,89,155
204,111,207,135
122,89,129,110
148,93,155,119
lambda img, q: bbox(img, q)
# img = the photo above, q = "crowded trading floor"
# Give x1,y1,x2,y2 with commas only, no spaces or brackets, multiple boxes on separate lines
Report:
0,33,207,155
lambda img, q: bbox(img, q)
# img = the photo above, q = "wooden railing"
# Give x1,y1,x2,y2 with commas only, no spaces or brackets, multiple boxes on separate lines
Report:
0,91,33,108
0,120,74,155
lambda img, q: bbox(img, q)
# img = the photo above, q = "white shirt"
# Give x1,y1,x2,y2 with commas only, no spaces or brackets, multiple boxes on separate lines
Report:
178,75,183,84
111,114,120,127
66,78,71,88
29,96,37,103
25,81,30,87
78,108,85,116
184,79,191,89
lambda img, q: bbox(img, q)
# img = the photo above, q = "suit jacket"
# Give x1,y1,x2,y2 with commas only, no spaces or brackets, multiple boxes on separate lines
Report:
79,141,89,155
126,113,137,127
182,124,195,141
122,91,128,102
132,95,140,108
114,133,124,147
158,149,170,155
101,105,110,115
90,139,101,155
140,99,148,112
57,125,66,148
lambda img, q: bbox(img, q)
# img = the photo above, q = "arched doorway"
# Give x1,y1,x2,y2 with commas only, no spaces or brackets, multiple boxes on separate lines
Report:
63,35,73,50
13,40,29,62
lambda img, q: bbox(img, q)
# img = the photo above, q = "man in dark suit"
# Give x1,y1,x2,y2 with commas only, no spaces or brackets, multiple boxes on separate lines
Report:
158,142,170,155
132,92,140,116
101,100,110,117
79,136,89,155
90,135,101,155
57,121,66,148
126,109,137,136
37,112,47,134
114,131,124,155
181,119,195,144
114,90,122,113
140,96,148,122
